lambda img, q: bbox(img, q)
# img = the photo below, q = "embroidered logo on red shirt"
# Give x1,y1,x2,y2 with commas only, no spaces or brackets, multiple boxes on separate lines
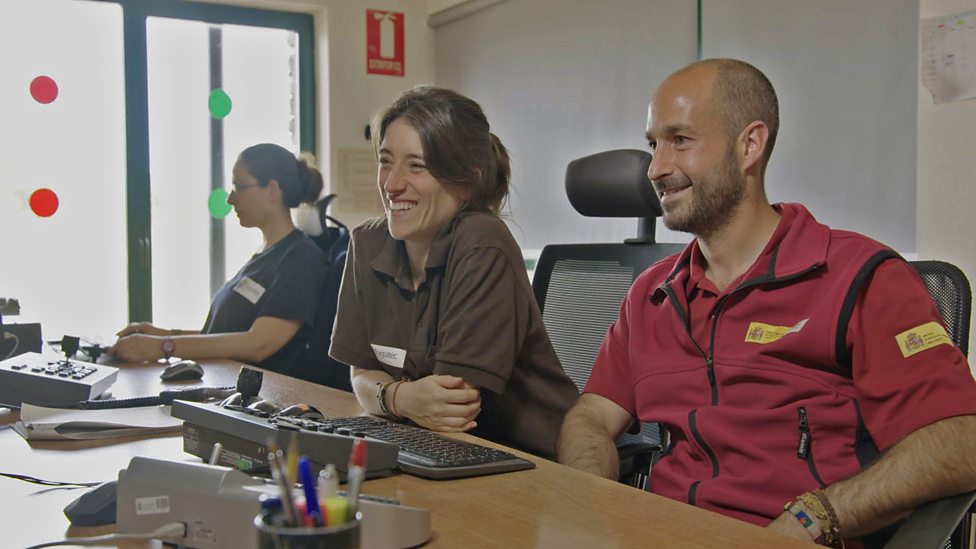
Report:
896,321,951,358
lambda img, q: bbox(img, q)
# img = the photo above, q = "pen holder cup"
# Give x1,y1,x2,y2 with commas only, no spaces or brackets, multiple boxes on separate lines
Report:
254,512,362,549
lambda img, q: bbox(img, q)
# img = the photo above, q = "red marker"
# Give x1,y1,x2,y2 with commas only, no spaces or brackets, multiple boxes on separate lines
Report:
346,439,366,521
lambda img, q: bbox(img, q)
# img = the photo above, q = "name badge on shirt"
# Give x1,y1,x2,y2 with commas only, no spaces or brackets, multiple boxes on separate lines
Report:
370,343,406,369
234,277,266,305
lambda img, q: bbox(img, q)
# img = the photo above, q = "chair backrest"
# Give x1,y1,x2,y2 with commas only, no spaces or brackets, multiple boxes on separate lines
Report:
296,195,353,391
534,149,686,447
534,244,683,392
883,260,972,549
909,260,971,356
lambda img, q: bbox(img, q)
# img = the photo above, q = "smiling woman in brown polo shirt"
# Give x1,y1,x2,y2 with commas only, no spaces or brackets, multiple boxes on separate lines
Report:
329,86,578,459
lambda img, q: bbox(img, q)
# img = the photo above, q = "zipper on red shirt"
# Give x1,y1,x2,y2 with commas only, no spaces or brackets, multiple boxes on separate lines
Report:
797,406,826,487
662,283,715,402
687,409,719,505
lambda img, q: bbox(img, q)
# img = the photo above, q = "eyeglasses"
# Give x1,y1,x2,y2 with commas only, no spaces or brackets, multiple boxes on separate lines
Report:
230,183,261,193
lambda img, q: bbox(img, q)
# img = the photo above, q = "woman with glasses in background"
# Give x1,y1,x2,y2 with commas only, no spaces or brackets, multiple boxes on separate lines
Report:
111,143,329,382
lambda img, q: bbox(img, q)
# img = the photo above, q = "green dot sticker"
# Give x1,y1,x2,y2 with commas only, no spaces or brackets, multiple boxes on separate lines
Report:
208,189,232,218
208,89,232,119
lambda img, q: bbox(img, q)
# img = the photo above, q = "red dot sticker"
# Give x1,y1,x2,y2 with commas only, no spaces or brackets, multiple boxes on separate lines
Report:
30,76,59,104
29,188,59,217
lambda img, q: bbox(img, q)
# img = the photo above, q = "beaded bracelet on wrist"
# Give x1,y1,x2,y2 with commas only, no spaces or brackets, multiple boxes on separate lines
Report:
800,490,843,547
784,500,826,544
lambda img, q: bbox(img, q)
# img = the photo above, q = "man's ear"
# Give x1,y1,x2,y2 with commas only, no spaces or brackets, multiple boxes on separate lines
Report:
739,121,769,174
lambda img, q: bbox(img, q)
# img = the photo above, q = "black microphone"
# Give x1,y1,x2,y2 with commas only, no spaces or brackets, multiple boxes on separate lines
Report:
60,335,80,359
236,367,263,405
220,367,265,409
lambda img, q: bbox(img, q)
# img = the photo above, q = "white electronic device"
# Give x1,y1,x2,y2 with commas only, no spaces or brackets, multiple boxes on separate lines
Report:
116,457,431,549
0,351,118,408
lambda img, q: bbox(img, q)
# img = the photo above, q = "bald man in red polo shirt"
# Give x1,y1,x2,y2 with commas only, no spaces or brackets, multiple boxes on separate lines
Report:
557,59,976,547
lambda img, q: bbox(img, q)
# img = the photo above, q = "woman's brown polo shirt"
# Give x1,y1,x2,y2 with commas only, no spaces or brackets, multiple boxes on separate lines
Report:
329,212,579,459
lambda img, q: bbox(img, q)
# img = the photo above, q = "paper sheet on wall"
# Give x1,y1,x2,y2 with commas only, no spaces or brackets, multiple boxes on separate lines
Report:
921,11,976,104
334,148,384,215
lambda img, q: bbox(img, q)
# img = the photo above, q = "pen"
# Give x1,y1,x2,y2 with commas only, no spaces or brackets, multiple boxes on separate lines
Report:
287,431,300,487
297,456,323,527
346,439,366,522
268,450,300,527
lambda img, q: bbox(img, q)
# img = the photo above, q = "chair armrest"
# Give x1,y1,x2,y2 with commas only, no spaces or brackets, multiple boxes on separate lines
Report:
616,441,661,461
883,490,976,549
616,441,661,489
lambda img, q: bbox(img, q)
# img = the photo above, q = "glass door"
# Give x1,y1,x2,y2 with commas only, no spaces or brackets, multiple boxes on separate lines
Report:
147,17,304,330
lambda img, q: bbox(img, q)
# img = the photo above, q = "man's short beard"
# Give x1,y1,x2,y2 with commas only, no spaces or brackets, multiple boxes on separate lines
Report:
661,149,744,238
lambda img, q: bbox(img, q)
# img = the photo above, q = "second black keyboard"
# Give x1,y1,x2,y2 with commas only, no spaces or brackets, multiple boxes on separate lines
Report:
273,415,536,479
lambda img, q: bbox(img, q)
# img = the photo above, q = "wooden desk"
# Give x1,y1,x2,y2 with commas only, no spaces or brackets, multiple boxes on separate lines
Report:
0,360,808,548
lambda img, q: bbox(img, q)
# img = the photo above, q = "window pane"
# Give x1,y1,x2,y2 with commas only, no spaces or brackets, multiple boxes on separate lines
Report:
0,0,126,343
222,24,302,271
147,17,301,331
147,17,213,330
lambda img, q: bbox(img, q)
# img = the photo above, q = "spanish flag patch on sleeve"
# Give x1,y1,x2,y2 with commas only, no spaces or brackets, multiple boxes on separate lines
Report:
895,321,952,358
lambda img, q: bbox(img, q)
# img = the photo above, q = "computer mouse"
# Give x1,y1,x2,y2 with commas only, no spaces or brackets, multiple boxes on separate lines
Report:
63,480,117,527
160,359,204,381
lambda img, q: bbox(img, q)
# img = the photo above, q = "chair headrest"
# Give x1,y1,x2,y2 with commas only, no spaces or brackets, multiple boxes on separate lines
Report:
565,149,662,218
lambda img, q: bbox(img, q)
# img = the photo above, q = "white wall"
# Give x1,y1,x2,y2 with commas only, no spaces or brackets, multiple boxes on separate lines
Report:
317,0,437,227
702,0,919,254
917,0,976,358
433,0,698,250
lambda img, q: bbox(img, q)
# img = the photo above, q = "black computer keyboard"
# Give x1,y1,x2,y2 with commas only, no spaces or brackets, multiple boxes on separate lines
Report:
171,400,536,480
271,415,536,479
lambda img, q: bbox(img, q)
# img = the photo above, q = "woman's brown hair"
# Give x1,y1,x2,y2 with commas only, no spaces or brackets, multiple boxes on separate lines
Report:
372,86,510,215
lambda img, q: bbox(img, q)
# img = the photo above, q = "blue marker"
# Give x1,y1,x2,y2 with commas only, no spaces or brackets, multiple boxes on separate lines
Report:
297,456,323,527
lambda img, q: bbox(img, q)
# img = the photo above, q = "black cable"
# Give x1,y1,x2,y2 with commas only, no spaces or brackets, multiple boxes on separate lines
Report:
0,472,99,488
77,386,236,410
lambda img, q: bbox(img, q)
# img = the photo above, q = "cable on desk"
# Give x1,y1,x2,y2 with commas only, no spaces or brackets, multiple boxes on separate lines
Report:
24,521,186,548
0,471,100,488
77,386,236,409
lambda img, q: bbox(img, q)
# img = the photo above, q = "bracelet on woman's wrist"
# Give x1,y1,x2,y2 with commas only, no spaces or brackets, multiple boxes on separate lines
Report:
376,379,402,420
389,380,407,418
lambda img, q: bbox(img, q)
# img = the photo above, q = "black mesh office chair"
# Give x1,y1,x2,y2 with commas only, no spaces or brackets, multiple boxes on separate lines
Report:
299,194,352,391
532,149,685,487
883,260,974,549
